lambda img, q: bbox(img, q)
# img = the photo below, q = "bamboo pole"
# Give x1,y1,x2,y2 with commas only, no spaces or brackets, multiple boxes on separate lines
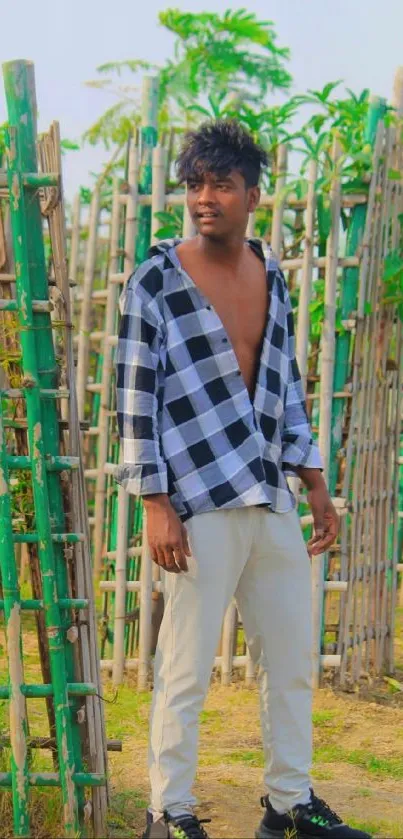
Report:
269,144,287,258
4,121,79,834
295,159,317,386
151,146,168,245
183,200,196,238
221,601,238,685
0,408,30,835
312,139,341,688
68,193,81,295
138,509,153,690
135,76,159,264
92,185,122,577
38,120,109,831
76,186,101,420
328,97,386,493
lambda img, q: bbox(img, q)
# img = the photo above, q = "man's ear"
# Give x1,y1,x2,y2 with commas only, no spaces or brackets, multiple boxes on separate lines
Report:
247,185,260,213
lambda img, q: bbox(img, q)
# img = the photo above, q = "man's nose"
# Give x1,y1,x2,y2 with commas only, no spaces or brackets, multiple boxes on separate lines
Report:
197,183,216,204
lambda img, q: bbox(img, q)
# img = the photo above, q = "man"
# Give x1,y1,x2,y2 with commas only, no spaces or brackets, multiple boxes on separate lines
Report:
116,120,369,839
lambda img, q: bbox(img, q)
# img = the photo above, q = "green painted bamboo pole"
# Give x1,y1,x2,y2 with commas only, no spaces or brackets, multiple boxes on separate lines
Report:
0,598,89,611
5,123,80,836
0,773,105,787
135,76,159,265
0,412,30,835
3,59,88,832
328,97,386,493
0,683,97,699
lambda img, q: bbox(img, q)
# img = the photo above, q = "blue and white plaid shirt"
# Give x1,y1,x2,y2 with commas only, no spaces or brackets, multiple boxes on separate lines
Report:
116,240,322,521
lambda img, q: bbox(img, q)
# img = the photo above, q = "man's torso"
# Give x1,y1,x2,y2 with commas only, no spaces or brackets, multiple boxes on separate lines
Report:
176,241,268,402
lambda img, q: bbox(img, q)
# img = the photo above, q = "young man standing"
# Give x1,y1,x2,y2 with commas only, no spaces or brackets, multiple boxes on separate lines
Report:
116,121,369,839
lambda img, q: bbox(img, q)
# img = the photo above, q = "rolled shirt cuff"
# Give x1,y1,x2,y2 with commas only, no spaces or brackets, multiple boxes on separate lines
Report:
115,462,168,496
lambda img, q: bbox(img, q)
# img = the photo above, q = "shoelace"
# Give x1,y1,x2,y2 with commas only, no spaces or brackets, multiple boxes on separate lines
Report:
305,794,342,826
164,812,211,839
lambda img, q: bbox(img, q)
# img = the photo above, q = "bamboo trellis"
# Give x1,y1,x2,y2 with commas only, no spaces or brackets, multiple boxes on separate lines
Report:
0,60,110,837
71,74,403,690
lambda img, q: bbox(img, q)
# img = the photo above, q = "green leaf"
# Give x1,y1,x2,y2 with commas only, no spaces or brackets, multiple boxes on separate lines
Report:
154,225,179,239
387,168,402,181
383,250,403,282
61,138,80,151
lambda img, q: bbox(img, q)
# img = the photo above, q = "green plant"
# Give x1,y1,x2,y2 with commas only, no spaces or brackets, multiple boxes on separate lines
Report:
382,246,403,320
84,8,291,150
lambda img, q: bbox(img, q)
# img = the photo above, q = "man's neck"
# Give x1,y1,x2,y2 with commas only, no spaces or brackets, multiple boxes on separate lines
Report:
194,233,248,270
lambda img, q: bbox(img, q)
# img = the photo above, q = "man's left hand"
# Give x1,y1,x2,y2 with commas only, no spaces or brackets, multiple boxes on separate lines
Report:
307,486,339,556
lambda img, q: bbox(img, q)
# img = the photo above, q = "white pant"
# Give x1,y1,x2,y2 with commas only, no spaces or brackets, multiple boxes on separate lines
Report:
149,506,312,818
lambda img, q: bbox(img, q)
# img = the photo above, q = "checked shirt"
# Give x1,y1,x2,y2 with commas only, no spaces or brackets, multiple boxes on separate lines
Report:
116,239,322,522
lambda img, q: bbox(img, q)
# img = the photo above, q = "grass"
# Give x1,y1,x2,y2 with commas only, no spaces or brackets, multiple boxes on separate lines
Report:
313,744,403,779
347,818,403,838
1,608,403,837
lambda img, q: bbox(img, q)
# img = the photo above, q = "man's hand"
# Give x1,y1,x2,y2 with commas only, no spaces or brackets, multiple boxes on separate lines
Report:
143,494,191,573
292,467,339,556
306,486,339,556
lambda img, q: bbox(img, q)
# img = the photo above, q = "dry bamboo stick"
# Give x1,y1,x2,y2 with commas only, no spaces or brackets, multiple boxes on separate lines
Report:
221,601,238,685
270,145,287,258
312,140,341,688
92,184,121,577
38,122,108,831
68,193,81,302
100,652,341,673
182,198,196,238
112,484,130,686
94,145,139,578
138,508,153,690
76,186,101,420
151,146,168,245
136,191,367,210
246,212,255,238
296,159,317,386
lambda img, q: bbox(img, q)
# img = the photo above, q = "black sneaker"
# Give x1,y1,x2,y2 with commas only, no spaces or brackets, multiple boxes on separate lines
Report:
255,791,371,838
143,809,211,839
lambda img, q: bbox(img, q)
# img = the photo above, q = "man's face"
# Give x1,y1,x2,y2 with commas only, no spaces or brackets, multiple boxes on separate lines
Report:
186,169,260,240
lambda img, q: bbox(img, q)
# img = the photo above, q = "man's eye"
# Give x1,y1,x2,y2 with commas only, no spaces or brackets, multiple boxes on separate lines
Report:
217,183,229,190
187,182,200,191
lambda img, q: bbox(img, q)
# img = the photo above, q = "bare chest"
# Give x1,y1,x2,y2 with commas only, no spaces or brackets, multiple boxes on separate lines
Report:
183,261,269,398
199,271,268,353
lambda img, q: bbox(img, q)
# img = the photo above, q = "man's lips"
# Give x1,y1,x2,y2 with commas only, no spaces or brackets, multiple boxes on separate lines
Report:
196,211,220,219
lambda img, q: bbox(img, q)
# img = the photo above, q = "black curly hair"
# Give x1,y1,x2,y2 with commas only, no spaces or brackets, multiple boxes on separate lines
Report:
176,119,268,189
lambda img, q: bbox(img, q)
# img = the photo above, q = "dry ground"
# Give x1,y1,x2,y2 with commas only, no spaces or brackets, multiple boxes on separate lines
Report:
107,606,403,839
1,607,402,838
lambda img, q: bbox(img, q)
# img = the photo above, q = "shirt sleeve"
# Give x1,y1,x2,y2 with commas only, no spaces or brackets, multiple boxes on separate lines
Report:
280,271,323,473
115,270,168,496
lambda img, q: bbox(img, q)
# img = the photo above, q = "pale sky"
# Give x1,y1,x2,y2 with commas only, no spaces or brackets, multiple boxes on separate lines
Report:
1,0,402,200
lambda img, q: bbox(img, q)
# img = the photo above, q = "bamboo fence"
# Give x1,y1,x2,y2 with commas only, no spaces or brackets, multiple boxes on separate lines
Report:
70,74,403,691
0,60,110,837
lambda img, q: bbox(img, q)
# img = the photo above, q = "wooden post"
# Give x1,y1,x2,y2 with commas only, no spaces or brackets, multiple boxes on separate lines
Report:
183,199,196,238
138,508,153,690
135,76,159,264
312,139,341,688
221,601,237,685
151,145,167,245
270,145,287,258
93,142,139,579
68,193,81,296
295,159,317,386
76,187,101,421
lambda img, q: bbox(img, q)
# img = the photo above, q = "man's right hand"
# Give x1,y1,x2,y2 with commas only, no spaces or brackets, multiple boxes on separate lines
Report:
143,494,191,573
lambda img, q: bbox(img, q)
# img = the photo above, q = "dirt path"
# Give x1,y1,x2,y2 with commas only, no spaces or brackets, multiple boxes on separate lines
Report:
106,676,403,839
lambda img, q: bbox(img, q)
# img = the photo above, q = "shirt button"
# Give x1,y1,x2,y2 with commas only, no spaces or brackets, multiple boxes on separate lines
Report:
206,305,212,310
236,371,242,376
222,337,228,343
